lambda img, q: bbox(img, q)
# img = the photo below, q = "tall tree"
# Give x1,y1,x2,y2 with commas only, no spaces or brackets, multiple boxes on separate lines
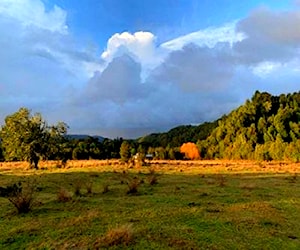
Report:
0,108,67,169
120,141,131,163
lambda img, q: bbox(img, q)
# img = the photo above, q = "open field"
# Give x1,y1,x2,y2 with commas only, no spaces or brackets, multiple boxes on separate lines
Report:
1,160,300,249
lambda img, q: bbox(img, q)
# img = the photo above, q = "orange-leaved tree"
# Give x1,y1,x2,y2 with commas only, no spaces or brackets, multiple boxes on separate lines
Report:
180,142,200,160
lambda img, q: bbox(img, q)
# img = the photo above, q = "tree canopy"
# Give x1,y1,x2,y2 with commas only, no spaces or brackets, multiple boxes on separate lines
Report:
0,108,68,168
198,91,300,161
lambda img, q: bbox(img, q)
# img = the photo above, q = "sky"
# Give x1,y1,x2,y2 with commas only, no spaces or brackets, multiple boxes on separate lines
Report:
0,0,300,138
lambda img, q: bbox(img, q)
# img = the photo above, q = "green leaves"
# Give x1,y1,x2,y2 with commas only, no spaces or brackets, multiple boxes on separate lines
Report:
0,107,68,168
120,141,132,163
198,91,300,161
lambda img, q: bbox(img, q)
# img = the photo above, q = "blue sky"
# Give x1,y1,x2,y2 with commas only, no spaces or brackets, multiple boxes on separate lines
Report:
47,0,292,48
0,0,299,138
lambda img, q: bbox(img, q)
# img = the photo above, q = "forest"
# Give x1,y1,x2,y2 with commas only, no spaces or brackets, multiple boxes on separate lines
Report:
0,91,299,167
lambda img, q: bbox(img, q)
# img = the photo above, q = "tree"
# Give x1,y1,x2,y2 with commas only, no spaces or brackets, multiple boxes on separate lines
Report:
120,141,131,163
180,142,200,160
0,108,67,169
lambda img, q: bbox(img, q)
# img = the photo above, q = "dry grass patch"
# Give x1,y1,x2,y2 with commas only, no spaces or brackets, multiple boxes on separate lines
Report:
126,177,140,194
95,224,134,248
57,187,72,202
240,183,257,191
102,183,110,194
227,201,283,223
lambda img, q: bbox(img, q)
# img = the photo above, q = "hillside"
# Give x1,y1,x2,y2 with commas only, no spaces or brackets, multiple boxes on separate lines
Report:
138,121,218,148
66,134,105,142
198,91,300,161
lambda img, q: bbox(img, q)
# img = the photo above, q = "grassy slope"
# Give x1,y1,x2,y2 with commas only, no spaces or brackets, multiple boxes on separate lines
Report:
1,161,300,249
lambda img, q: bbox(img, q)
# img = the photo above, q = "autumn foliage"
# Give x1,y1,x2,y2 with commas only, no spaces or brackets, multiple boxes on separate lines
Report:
180,142,200,160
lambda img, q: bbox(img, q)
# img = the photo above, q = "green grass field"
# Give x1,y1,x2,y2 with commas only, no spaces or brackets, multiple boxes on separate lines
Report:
1,160,300,249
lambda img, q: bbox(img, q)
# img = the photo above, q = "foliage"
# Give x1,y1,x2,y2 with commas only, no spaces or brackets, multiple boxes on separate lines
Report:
0,180,36,214
180,142,200,160
0,108,67,168
120,141,132,163
198,91,300,161
138,121,218,148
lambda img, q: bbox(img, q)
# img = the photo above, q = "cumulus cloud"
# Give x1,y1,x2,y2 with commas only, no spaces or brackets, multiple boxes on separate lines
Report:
85,54,146,104
2,1,300,138
151,43,235,92
101,31,163,70
74,40,240,137
73,7,300,138
0,0,103,126
0,0,67,33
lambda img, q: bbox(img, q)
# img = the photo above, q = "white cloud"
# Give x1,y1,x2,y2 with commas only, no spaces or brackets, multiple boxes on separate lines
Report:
251,61,282,77
0,0,68,33
73,7,300,138
2,2,300,138
161,22,245,51
101,31,162,67
0,0,102,126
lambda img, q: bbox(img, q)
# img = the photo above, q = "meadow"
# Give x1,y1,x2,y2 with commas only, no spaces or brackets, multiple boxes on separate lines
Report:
0,160,300,249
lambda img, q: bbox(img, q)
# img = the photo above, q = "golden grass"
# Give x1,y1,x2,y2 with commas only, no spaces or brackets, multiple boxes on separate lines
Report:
95,224,134,247
0,159,300,176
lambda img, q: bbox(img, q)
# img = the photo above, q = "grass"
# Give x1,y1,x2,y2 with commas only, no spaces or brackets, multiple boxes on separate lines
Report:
0,160,300,249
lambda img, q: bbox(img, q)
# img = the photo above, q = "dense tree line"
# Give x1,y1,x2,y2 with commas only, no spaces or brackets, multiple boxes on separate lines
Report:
1,91,299,165
137,121,218,148
198,91,300,161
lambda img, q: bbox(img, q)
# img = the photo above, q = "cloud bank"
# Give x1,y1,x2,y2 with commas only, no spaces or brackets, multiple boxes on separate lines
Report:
1,1,300,138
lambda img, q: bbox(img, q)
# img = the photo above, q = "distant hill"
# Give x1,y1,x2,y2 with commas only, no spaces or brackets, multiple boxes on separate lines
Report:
137,121,218,148
66,134,106,142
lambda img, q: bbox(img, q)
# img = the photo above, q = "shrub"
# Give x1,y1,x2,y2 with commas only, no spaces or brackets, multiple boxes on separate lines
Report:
148,167,158,185
148,174,158,185
0,180,36,214
102,183,110,194
95,224,134,247
217,175,226,187
126,178,140,194
73,181,82,196
57,187,72,202
85,181,93,194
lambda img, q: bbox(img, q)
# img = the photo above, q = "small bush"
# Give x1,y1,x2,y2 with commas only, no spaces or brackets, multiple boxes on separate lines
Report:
148,167,156,175
95,224,134,247
127,178,140,194
102,183,110,194
57,187,72,202
85,181,93,194
0,181,36,214
217,175,226,187
148,174,158,185
73,180,82,196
